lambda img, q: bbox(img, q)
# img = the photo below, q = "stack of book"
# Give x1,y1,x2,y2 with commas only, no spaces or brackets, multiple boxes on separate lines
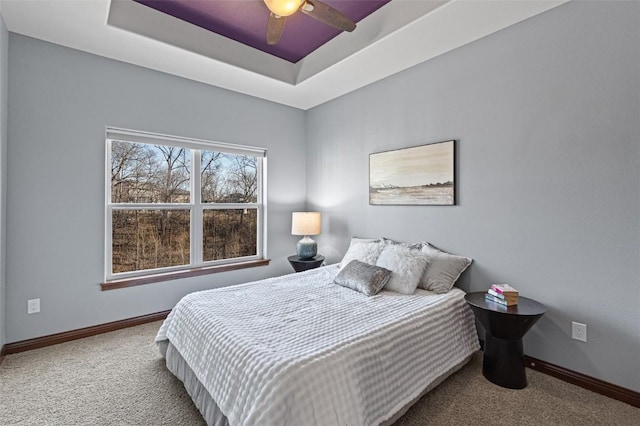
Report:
485,284,519,306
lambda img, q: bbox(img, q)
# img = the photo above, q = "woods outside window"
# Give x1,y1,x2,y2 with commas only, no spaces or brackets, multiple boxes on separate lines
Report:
105,128,266,281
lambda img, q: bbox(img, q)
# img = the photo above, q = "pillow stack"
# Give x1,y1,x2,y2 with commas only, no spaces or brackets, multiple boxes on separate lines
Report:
334,237,472,296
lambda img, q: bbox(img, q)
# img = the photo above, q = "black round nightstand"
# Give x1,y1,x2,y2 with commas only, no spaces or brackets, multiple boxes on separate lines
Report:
287,255,325,272
465,292,546,389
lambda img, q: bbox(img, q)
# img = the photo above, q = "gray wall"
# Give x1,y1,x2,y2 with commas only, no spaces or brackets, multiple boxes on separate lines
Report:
5,34,306,343
306,1,640,392
3,0,639,395
0,15,7,350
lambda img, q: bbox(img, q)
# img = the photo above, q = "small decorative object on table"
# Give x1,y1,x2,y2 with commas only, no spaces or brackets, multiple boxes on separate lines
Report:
485,284,519,306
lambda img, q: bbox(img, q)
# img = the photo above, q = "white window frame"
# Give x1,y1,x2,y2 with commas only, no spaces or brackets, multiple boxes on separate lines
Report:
105,127,267,281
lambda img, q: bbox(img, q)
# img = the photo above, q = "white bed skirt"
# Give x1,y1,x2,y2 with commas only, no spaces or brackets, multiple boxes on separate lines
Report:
159,339,477,426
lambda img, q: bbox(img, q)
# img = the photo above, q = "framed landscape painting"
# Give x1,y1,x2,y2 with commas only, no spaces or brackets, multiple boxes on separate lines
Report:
369,140,456,205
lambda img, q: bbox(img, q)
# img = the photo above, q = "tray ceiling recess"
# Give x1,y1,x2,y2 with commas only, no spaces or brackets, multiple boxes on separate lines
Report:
132,0,391,63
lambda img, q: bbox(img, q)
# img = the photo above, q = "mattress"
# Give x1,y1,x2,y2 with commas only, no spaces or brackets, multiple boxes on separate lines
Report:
156,265,479,426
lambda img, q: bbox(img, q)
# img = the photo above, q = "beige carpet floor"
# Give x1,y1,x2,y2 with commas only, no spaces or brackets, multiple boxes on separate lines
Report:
1,321,638,425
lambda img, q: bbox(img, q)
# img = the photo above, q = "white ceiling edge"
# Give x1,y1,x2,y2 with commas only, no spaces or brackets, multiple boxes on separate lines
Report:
0,0,569,110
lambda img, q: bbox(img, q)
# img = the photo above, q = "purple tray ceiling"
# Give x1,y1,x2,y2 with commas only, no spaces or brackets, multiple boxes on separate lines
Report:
134,0,391,63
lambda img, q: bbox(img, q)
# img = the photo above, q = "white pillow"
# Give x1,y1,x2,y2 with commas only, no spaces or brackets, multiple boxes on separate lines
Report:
375,244,429,295
339,237,385,268
419,243,472,293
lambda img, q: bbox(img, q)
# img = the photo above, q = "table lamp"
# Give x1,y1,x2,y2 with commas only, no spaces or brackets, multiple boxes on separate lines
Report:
291,212,321,259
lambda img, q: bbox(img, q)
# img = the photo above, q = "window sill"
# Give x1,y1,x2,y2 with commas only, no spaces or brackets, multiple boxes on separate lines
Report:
100,259,271,291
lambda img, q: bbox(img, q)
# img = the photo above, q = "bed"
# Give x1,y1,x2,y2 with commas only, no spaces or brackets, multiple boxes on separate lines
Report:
156,262,479,426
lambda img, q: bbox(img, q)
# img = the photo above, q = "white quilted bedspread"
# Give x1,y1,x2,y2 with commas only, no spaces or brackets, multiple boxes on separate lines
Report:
156,265,479,426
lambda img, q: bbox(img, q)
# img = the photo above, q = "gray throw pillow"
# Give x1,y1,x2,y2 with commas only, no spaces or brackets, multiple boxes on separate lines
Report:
419,243,473,293
334,260,392,296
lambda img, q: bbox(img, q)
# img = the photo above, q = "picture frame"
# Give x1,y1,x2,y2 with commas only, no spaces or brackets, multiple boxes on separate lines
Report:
369,140,456,206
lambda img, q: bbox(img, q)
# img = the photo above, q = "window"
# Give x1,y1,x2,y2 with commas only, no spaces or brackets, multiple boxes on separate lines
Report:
105,128,266,282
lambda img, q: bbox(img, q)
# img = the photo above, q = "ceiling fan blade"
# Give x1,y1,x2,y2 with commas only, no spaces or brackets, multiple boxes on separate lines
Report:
300,0,356,32
266,13,287,45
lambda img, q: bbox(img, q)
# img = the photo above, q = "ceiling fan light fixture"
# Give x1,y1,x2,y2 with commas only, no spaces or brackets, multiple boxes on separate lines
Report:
264,0,304,17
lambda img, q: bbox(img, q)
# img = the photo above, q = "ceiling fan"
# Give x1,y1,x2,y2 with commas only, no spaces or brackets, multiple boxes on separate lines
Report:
263,0,356,45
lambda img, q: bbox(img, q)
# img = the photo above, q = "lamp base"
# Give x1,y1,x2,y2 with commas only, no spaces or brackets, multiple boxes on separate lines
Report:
296,236,317,260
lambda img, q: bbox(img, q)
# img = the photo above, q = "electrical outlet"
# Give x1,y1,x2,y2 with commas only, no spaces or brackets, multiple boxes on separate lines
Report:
572,321,587,342
27,298,40,314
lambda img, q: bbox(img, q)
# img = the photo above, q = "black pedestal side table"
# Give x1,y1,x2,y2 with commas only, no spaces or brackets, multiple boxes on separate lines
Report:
287,255,325,272
465,292,546,389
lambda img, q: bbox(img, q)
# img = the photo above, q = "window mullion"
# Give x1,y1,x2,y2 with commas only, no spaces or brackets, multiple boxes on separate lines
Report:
106,205,113,278
105,137,113,279
201,203,260,210
192,149,203,265
259,157,267,259
110,203,192,210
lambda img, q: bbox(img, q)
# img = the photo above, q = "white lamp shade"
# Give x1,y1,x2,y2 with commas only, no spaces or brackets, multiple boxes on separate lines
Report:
291,212,321,236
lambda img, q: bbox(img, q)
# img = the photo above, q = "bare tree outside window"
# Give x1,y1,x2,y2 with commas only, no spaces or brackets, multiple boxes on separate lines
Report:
201,150,224,203
112,210,190,273
203,209,257,262
111,141,156,203
111,141,190,203
201,152,257,203
224,155,258,203
155,145,190,203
